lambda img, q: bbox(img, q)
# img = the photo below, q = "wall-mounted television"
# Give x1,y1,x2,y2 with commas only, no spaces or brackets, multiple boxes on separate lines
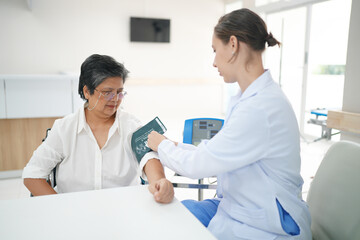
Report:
130,17,170,43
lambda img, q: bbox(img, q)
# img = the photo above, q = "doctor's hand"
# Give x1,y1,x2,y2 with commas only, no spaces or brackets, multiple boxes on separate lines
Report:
148,178,174,204
147,131,167,152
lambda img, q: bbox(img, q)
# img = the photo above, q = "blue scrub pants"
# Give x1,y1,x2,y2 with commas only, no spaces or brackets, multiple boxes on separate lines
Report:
182,198,299,236
181,199,220,227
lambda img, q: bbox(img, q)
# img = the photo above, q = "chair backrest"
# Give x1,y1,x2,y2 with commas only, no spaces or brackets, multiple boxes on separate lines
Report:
306,141,360,240
30,128,55,197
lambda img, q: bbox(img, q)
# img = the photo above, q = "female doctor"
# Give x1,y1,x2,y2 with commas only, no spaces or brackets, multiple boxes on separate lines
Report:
148,8,311,240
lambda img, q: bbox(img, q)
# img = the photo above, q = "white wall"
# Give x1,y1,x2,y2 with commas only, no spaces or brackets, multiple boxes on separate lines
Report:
0,0,227,142
341,0,360,143
0,0,224,81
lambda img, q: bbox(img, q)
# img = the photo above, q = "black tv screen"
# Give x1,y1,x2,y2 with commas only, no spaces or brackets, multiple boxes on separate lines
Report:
130,17,170,43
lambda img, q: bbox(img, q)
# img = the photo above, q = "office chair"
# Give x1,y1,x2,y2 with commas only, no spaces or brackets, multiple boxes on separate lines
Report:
306,141,360,240
42,128,56,188
29,128,55,197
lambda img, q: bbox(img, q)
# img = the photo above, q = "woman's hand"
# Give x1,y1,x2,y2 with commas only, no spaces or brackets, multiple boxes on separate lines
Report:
148,178,174,204
147,131,166,152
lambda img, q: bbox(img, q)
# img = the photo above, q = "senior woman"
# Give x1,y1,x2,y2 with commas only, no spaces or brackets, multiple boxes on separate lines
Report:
23,54,174,203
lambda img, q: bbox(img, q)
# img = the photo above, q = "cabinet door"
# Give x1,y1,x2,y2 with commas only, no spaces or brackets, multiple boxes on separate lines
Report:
0,79,6,118
72,77,85,112
5,75,73,118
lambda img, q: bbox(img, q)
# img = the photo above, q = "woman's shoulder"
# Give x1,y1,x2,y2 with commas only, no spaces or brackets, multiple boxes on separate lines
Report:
117,109,140,121
52,107,81,129
117,109,142,129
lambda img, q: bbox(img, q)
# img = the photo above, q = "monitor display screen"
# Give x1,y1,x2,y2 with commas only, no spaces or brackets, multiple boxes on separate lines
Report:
130,17,170,43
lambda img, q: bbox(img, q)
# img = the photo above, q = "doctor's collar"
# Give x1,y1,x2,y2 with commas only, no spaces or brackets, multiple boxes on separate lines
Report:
238,70,272,101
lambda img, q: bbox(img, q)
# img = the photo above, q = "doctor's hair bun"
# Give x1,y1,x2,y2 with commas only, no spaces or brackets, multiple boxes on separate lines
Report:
265,32,281,47
214,8,281,52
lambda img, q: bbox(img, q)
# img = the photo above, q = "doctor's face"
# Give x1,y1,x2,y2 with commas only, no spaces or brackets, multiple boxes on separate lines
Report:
212,34,237,83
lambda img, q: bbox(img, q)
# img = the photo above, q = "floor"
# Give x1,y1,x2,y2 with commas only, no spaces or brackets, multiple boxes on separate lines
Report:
0,137,334,202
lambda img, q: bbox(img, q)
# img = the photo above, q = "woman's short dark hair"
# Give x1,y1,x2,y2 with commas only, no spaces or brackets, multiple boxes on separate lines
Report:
214,8,280,52
78,54,129,101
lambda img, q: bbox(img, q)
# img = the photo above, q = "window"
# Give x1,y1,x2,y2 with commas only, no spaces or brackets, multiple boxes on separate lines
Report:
223,0,351,140
303,0,351,137
263,0,351,138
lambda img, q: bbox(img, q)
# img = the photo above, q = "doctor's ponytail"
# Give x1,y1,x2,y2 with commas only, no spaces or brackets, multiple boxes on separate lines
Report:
214,8,280,52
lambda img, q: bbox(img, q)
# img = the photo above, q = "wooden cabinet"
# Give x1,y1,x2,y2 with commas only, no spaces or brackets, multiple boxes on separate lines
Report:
0,117,59,171
0,75,82,171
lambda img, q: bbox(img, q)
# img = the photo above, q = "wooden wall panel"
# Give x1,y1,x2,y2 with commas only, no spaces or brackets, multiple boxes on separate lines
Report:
0,118,59,171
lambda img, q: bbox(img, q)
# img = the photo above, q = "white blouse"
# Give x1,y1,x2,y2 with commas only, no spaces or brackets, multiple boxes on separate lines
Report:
22,105,157,193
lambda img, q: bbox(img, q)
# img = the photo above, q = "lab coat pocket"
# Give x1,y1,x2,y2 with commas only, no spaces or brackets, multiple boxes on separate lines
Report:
223,202,275,236
232,221,277,240
228,203,266,220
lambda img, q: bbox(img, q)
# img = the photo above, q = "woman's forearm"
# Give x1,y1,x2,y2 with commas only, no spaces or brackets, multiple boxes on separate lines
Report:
143,158,174,203
23,178,57,196
143,158,166,184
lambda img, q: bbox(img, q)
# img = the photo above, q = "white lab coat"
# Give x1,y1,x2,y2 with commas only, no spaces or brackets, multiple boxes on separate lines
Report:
158,70,311,240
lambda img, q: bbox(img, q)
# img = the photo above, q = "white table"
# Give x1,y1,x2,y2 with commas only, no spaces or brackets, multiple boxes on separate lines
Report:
0,185,216,240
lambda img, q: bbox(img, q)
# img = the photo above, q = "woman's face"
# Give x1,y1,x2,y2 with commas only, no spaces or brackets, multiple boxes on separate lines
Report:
85,76,124,117
212,34,237,83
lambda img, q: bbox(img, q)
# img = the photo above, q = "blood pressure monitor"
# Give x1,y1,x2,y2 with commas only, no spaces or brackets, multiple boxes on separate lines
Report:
183,118,224,146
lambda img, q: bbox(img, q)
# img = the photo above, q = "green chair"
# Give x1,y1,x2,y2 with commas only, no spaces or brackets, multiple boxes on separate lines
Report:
306,141,360,240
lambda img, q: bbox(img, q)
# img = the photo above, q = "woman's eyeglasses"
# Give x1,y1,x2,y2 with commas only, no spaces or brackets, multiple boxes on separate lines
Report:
95,89,127,101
